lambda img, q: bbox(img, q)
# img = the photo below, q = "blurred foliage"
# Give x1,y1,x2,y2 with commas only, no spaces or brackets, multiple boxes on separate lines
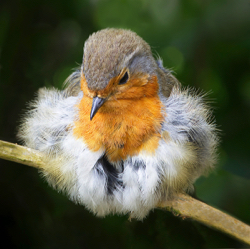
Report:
0,0,250,248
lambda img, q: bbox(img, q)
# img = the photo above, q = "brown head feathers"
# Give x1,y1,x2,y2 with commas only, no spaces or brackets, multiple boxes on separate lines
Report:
82,28,158,91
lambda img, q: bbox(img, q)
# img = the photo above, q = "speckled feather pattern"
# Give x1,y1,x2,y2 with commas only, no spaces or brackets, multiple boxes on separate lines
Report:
18,29,218,219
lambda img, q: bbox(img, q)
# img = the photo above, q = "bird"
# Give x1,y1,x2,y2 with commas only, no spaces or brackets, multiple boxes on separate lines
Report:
18,28,218,219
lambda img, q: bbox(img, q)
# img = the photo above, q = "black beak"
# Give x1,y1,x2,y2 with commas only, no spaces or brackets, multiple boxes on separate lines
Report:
90,97,106,120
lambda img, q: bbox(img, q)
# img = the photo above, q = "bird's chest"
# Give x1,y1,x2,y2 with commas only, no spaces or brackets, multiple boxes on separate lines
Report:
73,96,163,162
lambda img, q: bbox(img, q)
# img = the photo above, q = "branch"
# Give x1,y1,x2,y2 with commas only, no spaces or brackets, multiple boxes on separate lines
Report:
0,140,45,169
0,140,250,245
159,194,250,245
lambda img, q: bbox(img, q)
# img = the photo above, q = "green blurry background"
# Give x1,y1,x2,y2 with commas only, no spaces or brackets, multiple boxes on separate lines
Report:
0,0,250,248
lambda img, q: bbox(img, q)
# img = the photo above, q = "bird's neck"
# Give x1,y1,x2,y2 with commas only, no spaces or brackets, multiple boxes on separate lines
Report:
73,85,163,162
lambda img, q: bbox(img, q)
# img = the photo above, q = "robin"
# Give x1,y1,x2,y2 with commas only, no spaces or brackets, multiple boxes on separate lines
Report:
18,28,218,219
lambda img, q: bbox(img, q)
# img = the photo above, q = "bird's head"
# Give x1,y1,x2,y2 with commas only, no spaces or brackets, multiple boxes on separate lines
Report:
80,28,160,120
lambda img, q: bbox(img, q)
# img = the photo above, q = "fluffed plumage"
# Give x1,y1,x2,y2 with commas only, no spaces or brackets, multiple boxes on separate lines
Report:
18,28,218,219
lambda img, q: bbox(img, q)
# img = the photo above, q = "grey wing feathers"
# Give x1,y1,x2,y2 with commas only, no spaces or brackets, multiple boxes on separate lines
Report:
156,59,180,98
63,69,81,97
17,87,80,153
162,85,218,175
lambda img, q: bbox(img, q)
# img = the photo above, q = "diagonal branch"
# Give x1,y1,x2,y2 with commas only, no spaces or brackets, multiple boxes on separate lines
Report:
159,195,250,245
0,140,45,169
0,140,250,245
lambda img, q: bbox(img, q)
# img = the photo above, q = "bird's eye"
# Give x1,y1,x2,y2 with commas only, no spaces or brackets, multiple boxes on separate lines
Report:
118,71,129,85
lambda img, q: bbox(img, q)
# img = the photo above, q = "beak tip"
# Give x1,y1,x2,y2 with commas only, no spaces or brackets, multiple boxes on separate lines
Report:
90,109,95,121
90,97,106,121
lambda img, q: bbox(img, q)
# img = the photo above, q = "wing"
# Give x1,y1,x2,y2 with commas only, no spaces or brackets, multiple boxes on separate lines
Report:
63,68,82,97
158,84,218,193
156,59,180,98
154,59,218,194
17,87,81,152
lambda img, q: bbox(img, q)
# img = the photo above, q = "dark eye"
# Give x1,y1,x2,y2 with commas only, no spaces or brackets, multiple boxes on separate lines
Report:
118,71,129,85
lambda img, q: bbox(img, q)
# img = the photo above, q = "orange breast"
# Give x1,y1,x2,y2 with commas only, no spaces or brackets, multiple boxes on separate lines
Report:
73,76,163,162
